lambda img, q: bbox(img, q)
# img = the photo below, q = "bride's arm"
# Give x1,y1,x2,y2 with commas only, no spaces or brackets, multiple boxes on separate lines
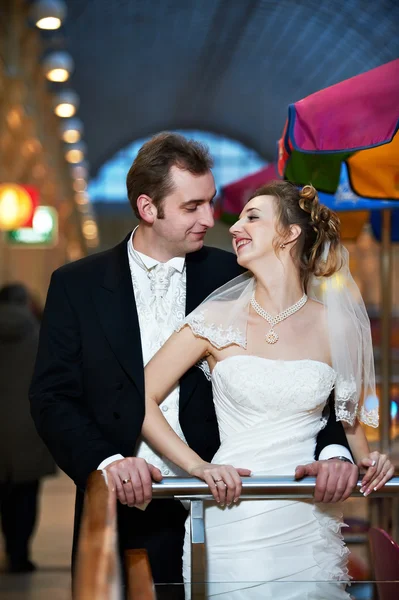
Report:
141,326,250,504
344,420,369,464
345,419,394,495
142,326,209,473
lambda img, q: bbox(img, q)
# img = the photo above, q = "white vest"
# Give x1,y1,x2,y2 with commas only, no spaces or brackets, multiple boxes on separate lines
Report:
127,233,189,477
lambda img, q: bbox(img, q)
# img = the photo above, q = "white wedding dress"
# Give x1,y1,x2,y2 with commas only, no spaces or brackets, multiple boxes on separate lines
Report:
182,355,351,599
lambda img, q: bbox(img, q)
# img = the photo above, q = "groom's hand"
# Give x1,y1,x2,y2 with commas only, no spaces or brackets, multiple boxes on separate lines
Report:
105,457,162,508
294,459,358,503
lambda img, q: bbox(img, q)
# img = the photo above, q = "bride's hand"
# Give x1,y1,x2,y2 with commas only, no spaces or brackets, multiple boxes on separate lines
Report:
189,462,251,506
358,451,395,496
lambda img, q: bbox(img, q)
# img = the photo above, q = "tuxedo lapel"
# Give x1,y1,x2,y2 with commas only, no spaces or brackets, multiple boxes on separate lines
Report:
179,251,207,411
93,237,144,398
185,251,203,315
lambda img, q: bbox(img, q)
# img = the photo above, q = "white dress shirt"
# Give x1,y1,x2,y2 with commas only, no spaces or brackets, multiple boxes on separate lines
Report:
98,230,352,472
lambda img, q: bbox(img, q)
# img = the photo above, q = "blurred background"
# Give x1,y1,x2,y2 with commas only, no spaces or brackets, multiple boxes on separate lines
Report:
0,1,398,599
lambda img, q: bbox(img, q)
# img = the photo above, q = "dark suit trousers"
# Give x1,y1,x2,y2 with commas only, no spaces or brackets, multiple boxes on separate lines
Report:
118,498,187,598
0,480,39,567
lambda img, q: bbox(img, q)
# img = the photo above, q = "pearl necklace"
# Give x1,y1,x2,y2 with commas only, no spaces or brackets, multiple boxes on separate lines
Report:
250,292,308,344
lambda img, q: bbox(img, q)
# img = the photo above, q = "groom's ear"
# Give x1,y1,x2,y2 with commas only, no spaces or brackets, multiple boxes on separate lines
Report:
137,194,156,223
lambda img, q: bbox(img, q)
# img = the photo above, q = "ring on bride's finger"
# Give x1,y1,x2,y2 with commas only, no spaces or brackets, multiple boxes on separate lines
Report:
214,478,223,482
122,478,131,484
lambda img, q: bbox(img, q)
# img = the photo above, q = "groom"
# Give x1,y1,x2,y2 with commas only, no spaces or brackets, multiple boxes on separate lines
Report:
30,132,357,592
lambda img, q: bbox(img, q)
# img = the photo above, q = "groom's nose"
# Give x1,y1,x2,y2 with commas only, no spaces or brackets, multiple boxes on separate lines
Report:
198,202,215,229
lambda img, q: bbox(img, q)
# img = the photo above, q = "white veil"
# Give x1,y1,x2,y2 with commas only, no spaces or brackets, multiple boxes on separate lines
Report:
307,244,378,428
177,271,254,350
178,244,378,428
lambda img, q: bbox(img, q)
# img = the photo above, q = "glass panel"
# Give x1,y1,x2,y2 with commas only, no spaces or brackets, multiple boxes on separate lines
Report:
154,581,398,599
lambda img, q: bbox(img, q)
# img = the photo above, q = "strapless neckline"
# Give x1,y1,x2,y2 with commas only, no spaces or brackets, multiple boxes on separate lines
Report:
212,355,335,377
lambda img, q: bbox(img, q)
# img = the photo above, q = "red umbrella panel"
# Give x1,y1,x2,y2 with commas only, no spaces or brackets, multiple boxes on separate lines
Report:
218,163,280,223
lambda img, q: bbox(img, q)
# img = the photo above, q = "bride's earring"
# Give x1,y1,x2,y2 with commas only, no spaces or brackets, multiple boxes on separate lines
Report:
280,243,286,249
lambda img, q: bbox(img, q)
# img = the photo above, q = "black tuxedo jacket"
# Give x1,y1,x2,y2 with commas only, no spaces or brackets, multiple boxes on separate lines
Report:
30,235,349,492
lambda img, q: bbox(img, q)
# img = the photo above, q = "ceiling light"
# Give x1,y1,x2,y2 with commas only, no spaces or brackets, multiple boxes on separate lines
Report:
82,219,98,239
43,51,74,82
60,118,83,143
32,0,67,30
75,192,89,205
71,162,89,180
65,141,87,164
73,178,87,193
53,90,79,118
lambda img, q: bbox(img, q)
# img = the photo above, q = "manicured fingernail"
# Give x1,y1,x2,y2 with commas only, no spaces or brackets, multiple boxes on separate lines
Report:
374,487,378,491
371,460,376,467
359,487,365,494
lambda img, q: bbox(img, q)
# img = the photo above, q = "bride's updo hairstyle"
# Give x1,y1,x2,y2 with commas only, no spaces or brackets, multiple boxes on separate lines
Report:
248,180,342,289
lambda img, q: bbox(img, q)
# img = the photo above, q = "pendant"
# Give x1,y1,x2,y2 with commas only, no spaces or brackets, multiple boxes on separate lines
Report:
265,329,279,344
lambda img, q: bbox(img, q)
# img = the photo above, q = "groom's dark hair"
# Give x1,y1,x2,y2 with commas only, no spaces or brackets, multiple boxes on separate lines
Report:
126,132,213,219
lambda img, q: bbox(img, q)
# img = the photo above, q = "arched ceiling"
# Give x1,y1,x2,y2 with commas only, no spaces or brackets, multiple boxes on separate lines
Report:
62,0,399,176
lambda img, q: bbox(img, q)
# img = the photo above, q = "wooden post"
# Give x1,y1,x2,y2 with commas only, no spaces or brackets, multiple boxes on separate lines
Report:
125,550,156,600
73,471,122,600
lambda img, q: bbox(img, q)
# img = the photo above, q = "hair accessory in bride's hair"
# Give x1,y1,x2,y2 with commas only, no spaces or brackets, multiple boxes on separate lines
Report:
321,240,331,263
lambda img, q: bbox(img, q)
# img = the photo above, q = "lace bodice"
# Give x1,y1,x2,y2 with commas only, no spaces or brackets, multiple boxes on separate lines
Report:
210,356,335,455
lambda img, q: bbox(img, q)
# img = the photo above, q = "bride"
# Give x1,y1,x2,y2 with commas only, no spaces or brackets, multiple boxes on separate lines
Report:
140,181,393,598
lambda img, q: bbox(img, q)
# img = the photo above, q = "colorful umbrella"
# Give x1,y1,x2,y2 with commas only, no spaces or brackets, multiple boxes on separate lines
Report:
317,164,398,242
278,59,399,200
317,164,398,212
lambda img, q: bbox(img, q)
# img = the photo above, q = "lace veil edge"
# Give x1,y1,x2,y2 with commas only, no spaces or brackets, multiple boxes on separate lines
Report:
309,244,378,429
175,272,253,350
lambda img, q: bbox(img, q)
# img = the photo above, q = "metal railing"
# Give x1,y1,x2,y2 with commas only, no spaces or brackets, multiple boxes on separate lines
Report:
152,475,399,499
151,476,399,600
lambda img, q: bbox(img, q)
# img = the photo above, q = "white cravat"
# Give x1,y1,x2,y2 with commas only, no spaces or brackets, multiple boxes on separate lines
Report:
148,263,176,323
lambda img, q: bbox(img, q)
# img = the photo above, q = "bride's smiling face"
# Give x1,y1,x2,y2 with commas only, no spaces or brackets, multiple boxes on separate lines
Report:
229,195,278,268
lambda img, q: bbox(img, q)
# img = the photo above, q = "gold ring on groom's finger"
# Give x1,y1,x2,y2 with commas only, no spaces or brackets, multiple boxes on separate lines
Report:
122,478,131,484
